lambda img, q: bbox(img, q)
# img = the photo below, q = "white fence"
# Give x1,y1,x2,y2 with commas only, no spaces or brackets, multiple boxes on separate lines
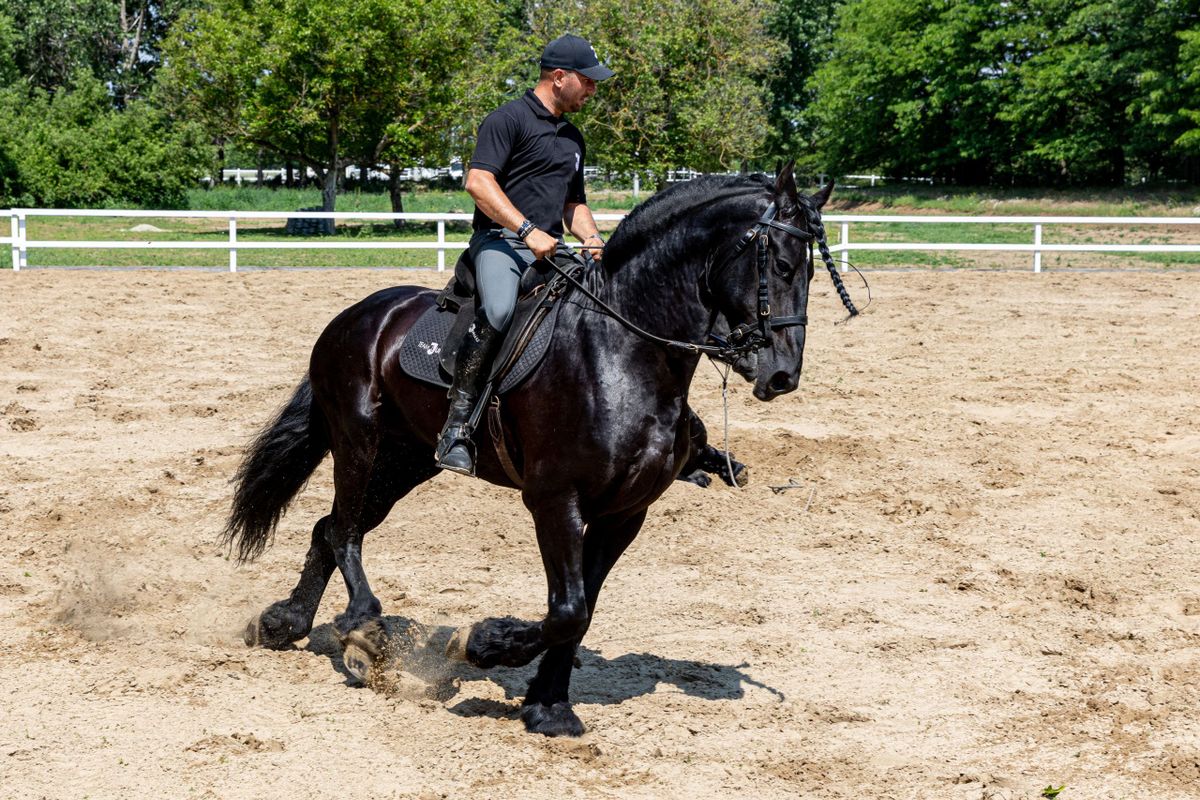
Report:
6,209,1200,272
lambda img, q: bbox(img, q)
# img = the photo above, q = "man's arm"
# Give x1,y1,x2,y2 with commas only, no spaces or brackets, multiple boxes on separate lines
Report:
563,202,604,261
465,168,557,260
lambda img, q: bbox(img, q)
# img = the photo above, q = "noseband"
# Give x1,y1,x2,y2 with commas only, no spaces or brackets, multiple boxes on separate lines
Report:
703,201,814,362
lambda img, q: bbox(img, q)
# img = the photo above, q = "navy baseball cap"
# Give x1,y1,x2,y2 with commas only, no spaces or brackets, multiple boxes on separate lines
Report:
540,34,615,81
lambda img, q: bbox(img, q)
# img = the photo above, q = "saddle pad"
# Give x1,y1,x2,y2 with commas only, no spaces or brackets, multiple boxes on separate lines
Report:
399,299,560,395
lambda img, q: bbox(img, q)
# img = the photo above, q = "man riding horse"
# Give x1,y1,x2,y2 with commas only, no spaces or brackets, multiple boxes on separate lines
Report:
435,34,614,475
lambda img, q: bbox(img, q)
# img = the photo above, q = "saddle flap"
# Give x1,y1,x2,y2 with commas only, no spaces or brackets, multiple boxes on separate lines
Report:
399,258,580,396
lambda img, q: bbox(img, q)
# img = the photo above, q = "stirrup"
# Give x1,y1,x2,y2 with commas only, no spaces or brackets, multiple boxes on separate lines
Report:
435,425,476,476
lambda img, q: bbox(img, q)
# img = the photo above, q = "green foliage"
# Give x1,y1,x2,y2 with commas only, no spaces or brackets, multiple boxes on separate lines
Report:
158,0,504,210
995,0,1194,183
1131,24,1200,159
0,76,212,208
0,11,18,86
764,0,842,168
528,0,785,181
810,0,1019,181
809,0,1200,185
0,0,204,100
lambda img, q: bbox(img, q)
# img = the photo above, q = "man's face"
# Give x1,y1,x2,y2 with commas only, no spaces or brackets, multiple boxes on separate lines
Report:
554,70,597,113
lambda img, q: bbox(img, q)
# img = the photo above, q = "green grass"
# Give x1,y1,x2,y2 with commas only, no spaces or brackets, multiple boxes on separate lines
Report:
7,184,1199,269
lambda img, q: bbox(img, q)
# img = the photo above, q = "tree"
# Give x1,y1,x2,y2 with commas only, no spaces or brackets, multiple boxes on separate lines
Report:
764,0,843,170
0,74,211,207
160,0,501,213
1,0,203,101
808,0,1200,185
1125,10,1200,179
527,0,786,183
808,0,1016,182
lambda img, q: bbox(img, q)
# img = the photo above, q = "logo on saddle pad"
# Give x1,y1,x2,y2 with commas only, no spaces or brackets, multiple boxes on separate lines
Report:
419,341,440,357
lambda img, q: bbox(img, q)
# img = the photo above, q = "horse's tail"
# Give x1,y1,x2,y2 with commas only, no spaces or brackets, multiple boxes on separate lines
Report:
223,376,329,563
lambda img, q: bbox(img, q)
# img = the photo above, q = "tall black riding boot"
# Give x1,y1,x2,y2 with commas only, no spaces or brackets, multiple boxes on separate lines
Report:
435,310,503,475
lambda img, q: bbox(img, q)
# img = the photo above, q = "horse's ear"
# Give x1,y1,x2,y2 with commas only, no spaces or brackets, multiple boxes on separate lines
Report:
810,179,835,210
774,159,799,204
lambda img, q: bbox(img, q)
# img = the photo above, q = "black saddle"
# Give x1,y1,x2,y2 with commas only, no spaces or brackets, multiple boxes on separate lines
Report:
398,249,583,394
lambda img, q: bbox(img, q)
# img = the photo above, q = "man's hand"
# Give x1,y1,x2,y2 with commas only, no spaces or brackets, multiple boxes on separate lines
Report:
581,233,604,263
525,227,558,262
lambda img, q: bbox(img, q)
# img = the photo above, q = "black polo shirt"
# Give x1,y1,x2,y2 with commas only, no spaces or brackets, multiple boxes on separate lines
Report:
469,89,587,238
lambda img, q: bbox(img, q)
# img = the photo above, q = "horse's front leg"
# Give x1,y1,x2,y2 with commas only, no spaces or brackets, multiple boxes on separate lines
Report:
520,510,647,736
446,493,589,729
677,408,749,488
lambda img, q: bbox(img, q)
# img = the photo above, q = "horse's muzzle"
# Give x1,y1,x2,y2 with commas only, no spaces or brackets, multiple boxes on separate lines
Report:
754,369,799,400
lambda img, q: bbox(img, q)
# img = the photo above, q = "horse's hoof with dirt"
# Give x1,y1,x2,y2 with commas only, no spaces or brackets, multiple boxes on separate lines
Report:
243,601,312,649
521,701,584,737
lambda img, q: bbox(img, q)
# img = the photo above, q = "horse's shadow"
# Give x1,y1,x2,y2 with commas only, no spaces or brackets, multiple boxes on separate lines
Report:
303,615,783,721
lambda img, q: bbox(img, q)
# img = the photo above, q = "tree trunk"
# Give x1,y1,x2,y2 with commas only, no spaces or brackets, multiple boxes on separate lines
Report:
256,148,265,186
321,168,337,213
216,139,226,186
388,163,405,231
324,117,340,213
286,161,294,188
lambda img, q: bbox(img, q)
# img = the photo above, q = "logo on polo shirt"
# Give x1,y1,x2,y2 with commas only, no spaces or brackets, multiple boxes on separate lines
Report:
575,152,581,172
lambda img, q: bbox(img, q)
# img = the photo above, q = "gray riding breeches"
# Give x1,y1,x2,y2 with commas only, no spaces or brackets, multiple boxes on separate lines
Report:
468,229,579,331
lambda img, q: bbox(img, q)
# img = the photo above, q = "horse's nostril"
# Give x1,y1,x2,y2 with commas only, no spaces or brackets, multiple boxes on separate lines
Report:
769,372,793,393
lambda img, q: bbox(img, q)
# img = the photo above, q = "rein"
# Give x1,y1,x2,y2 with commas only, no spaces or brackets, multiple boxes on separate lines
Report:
547,200,823,366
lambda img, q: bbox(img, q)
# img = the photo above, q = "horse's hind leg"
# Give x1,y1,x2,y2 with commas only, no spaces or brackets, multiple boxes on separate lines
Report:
244,436,435,652
520,511,646,737
244,516,337,648
332,438,437,678
326,434,436,635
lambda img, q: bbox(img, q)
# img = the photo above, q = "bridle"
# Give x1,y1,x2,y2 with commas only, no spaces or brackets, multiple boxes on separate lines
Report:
545,196,826,366
702,200,814,362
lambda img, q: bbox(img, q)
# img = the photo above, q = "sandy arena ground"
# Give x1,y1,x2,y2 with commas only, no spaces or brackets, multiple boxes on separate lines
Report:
1,268,1198,800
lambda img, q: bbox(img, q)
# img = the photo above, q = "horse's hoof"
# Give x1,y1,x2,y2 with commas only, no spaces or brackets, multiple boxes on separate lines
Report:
521,701,585,737
342,640,375,684
445,625,473,662
733,464,750,488
242,614,262,647
339,621,388,684
243,605,307,650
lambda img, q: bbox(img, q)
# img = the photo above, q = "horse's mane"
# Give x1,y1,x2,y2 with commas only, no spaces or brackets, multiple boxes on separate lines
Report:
603,173,774,273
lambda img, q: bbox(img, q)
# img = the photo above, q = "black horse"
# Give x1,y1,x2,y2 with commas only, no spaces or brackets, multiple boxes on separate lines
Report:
224,164,851,736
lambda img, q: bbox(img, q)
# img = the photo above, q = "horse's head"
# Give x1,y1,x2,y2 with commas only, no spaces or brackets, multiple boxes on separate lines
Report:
707,162,833,400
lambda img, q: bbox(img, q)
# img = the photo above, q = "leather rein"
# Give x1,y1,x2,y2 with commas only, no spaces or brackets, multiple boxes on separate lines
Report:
546,201,814,365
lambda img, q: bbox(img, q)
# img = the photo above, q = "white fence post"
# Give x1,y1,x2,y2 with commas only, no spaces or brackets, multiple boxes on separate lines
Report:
840,222,850,273
437,220,445,271
229,216,238,272
1033,223,1043,273
9,212,17,271
17,211,27,270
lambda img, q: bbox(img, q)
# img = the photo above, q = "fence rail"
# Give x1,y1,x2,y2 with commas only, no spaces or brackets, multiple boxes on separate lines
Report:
6,208,1200,272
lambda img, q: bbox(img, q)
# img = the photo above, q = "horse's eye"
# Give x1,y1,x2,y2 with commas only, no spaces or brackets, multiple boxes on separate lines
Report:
774,259,796,279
